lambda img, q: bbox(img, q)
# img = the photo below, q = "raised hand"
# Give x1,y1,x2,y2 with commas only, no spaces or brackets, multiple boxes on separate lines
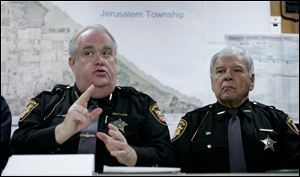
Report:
55,84,102,144
97,123,137,166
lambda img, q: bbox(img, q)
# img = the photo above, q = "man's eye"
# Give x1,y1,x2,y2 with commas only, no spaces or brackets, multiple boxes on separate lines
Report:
83,51,94,57
234,69,243,73
216,70,225,74
101,50,112,58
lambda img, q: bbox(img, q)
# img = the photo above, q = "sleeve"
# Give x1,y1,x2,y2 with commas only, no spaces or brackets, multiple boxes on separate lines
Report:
171,114,193,170
276,110,299,169
10,94,60,154
1,95,12,142
1,95,12,173
132,98,175,167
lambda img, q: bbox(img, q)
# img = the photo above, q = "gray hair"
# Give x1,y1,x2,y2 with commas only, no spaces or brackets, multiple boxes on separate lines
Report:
68,25,117,58
210,46,254,75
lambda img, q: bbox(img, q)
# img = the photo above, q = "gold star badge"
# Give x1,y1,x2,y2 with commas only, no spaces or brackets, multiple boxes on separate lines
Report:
111,118,128,133
260,135,277,151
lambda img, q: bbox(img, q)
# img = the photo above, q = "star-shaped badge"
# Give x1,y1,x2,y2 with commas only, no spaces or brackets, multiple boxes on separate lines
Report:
111,118,128,133
260,135,277,151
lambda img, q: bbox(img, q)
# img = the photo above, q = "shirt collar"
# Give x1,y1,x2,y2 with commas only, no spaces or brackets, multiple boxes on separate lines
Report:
72,83,116,107
215,99,253,122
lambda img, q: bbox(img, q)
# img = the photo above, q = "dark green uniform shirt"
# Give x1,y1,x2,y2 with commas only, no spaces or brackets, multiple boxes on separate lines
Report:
172,99,299,173
10,84,175,172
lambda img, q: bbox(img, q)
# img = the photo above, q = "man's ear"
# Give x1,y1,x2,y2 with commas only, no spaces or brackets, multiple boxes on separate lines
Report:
69,57,75,70
69,57,75,73
249,73,255,91
210,75,215,93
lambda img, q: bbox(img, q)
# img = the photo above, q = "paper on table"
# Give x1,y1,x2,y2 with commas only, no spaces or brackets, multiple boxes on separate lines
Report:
2,154,94,176
103,165,180,174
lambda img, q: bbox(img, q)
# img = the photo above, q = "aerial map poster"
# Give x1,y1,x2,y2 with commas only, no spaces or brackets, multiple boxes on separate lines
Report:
1,1,298,124
226,34,299,123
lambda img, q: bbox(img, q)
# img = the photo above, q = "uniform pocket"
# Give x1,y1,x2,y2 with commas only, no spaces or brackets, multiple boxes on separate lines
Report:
191,136,228,171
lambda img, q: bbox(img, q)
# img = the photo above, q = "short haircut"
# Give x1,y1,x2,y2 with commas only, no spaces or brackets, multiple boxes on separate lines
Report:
210,46,254,75
68,24,117,58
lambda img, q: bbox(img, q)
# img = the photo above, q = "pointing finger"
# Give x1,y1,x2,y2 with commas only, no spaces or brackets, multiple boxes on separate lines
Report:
74,84,95,107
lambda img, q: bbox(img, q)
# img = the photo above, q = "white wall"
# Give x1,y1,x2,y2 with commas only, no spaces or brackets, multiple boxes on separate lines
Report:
202,1,270,103
51,1,271,105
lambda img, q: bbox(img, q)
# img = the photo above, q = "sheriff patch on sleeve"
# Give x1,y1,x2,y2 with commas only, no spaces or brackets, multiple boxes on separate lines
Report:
286,116,299,135
19,99,39,122
149,103,167,126
172,119,187,142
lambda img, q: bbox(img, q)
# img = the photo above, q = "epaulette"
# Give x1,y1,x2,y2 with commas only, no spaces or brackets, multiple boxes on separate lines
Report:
251,101,275,109
117,86,143,96
188,104,213,114
52,84,72,94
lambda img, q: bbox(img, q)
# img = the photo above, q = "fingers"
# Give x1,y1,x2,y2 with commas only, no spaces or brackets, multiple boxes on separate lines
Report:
96,132,110,144
70,104,89,117
96,129,125,149
97,124,137,166
97,124,127,150
89,108,102,121
97,131,125,154
77,107,102,126
107,123,126,142
74,84,95,106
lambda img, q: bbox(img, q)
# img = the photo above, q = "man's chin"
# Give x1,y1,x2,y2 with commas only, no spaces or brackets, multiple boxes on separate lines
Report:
93,81,115,88
221,94,236,101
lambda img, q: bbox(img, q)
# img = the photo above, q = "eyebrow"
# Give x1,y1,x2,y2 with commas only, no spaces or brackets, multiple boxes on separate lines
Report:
102,46,113,50
81,46,94,50
215,66,225,70
81,45,113,51
215,64,245,69
233,65,246,69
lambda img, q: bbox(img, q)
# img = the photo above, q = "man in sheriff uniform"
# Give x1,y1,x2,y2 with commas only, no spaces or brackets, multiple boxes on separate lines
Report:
172,47,299,173
10,25,174,173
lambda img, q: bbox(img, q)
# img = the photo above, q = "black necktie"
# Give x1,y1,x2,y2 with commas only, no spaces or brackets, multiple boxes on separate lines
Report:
77,104,99,154
227,109,247,172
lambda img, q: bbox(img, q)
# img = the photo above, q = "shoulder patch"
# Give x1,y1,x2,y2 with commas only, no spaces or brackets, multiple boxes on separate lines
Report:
286,116,299,135
19,99,39,121
172,119,187,142
149,103,167,126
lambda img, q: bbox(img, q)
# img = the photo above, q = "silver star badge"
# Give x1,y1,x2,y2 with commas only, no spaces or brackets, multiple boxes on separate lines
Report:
111,118,128,133
260,135,277,151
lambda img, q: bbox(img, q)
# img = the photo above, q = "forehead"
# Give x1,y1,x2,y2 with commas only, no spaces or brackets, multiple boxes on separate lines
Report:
215,56,248,67
77,29,114,48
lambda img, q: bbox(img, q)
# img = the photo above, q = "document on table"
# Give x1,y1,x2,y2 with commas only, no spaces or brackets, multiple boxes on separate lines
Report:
2,154,95,176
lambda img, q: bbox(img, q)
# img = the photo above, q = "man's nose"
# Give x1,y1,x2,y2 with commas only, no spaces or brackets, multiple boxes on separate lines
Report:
95,53,104,65
223,70,233,80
